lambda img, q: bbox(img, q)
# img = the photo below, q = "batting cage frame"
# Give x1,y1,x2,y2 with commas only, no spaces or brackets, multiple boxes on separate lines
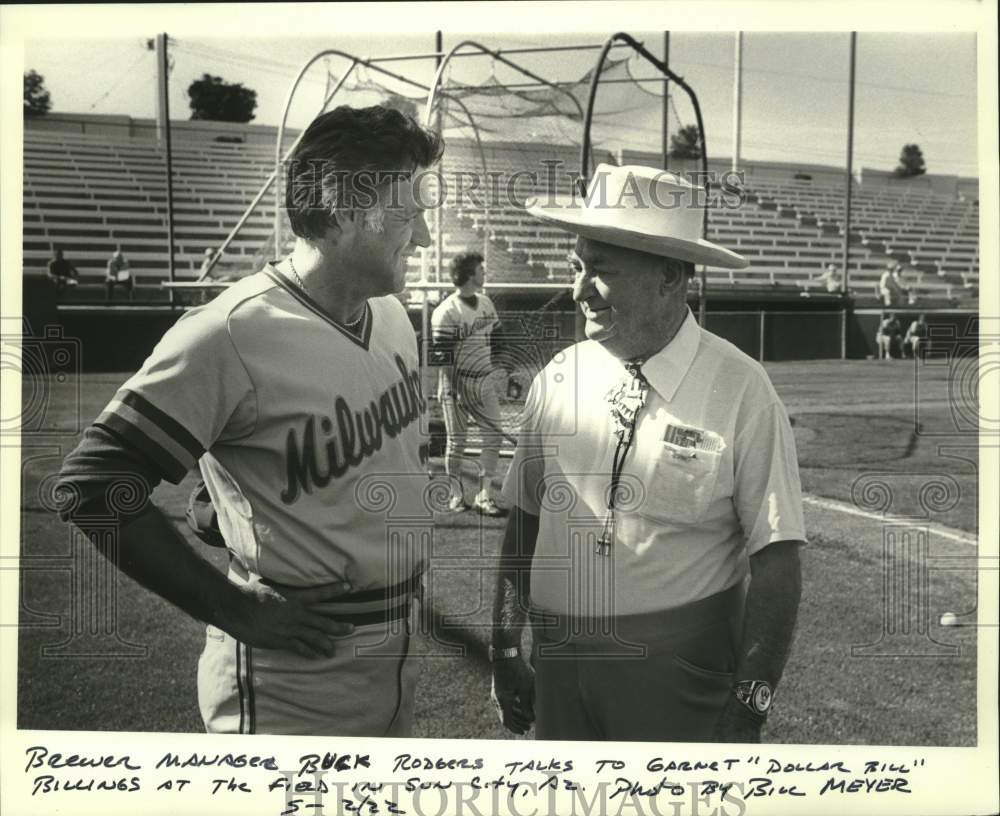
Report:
580,31,711,324
168,32,722,388
190,35,683,269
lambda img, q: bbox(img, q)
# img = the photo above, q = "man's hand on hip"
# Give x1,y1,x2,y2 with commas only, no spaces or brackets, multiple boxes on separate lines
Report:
491,657,535,735
220,577,357,659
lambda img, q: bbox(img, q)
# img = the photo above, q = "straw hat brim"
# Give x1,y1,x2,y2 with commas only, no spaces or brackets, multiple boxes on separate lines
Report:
526,201,749,270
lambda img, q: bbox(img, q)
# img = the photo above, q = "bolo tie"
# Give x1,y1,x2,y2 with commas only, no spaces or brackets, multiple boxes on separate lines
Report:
596,361,649,556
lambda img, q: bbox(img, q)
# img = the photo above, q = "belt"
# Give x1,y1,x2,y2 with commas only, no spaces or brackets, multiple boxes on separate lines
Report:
529,582,745,642
454,369,493,379
228,555,422,626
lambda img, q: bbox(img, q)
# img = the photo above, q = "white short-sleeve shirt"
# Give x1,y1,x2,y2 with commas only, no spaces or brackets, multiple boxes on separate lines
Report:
502,309,805,616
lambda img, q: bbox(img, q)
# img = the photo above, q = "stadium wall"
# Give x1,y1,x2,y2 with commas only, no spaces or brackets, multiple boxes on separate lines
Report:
31,293,975,373
857,166,979,199
24,112,300,145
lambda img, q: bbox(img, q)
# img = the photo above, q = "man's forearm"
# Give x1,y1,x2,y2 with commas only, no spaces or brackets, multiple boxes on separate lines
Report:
491,505,539,650
76,502,247,632
735,540,803,685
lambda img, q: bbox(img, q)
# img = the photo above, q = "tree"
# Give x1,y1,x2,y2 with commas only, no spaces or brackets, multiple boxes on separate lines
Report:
187,73,257,123
668,124,702,160
894,144,926,177
24,70,51,117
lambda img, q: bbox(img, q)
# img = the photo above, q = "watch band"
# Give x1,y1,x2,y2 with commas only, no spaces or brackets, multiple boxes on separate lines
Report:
734,680,773,717
488,645,519,662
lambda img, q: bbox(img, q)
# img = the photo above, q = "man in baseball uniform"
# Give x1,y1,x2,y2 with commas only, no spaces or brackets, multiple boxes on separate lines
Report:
490,165,805,743
57,105,443,736
429,251,505,516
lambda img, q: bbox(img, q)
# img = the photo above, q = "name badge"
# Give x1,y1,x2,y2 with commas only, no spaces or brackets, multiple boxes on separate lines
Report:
664,425,703,448
663,424,724,458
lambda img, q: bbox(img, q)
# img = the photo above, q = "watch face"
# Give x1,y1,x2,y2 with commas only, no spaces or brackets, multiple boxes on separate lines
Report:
752,684,773,713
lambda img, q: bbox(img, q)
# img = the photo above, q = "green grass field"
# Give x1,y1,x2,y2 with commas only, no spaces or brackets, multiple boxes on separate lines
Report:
16,359,980,744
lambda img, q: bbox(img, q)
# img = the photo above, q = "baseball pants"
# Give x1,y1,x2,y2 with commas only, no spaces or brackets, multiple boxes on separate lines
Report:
440,370,503,491
198,567,423,737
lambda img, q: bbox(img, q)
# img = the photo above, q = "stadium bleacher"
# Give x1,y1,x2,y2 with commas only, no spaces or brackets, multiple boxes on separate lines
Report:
23,130,275,299
748,179,979,304
441,139,980,305
22,126,979,310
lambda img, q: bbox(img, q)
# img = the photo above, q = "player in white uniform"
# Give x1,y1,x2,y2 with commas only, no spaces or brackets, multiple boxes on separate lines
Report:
57,105,443,735
429,252,505,516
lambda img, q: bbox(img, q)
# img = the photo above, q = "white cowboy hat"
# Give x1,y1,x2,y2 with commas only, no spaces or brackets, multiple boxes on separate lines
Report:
526,164,747,269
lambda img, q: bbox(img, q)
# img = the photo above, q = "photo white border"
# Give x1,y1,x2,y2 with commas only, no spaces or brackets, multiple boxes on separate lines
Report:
2,3,997,815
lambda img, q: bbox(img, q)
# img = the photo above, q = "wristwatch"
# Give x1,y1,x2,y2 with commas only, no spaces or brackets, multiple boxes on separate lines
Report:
488,645,519,662
734,680,773,716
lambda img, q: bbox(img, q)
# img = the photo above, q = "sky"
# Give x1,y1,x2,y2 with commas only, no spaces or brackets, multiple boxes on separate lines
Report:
9,9,985,177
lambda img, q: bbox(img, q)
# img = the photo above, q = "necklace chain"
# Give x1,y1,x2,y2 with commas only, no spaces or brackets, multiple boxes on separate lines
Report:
286,258,365,329
341,308,366,329
287,257,308,292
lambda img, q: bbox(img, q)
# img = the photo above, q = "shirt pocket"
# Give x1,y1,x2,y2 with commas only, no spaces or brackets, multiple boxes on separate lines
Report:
637,442,723,525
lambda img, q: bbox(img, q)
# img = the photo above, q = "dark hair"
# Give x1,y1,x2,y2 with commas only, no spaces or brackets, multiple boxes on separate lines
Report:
285,104,444,240
450,251,484,287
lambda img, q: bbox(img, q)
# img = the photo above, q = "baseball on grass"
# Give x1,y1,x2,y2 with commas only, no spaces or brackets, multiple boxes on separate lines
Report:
940,612,959,626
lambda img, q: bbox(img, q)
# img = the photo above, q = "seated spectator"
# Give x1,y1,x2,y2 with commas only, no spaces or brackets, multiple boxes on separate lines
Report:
47,248,78,294
876,312,902,360
817,263,842,293
879,262,906,307
903,314,928,359
106,247,134,302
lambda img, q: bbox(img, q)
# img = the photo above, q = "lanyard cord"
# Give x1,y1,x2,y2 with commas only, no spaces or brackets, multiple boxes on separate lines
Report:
597,362,648,556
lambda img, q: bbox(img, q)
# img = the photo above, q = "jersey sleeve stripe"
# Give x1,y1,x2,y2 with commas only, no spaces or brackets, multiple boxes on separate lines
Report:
96,410,192,484
101,397,200,467
116,390,205,459
96,390,205,483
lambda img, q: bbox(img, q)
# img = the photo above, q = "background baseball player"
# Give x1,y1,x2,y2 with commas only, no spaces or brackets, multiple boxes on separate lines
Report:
429,251,505,516
57,105,443,736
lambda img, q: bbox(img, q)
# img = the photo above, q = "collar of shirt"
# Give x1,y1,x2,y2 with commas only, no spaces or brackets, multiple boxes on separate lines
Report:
627,307,700,403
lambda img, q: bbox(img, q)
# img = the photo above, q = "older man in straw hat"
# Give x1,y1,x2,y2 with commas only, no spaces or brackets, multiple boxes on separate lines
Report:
489,165,805,743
